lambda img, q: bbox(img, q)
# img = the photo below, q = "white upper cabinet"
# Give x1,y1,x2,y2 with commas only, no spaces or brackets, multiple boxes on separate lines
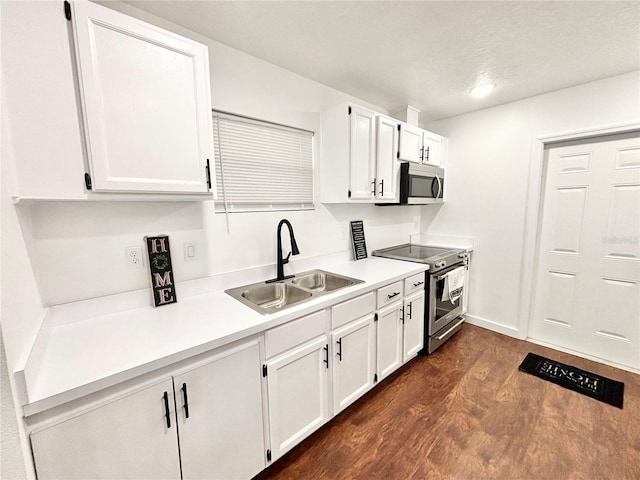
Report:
375,115,400,202
71,1,215,195
398,122,445,167
321,103,402,203
398,123,423,163
422,130,443,167
348,105,377,199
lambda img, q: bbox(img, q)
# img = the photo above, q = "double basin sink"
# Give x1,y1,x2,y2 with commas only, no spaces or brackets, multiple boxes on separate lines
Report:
225,269,364,314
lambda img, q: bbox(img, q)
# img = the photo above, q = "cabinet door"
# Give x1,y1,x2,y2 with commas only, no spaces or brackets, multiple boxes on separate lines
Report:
174,340,265,480
422,130,442,166
348,105,376,199
376,115,399,202
71,1,214,194
403,290,425,361
398,123,423,163
31,379,181,480
332,314,376,414
266,336,331,461
376,302,404,381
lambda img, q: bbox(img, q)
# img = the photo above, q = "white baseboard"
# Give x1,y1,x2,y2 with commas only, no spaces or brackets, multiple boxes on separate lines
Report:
525,337,640,374
464,314,523,339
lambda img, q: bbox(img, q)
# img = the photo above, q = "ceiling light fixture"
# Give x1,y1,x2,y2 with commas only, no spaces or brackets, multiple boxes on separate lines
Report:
470,83,495,97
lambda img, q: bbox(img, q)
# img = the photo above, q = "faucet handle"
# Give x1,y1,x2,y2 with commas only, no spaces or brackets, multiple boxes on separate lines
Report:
283,251,292,265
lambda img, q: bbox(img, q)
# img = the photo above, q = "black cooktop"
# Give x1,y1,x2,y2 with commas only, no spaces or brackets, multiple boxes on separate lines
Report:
372,243,465,272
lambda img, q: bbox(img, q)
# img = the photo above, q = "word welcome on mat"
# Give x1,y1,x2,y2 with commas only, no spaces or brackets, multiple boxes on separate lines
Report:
519,353,624,409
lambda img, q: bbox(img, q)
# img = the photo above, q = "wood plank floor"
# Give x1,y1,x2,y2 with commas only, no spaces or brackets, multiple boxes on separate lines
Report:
255,324,640,480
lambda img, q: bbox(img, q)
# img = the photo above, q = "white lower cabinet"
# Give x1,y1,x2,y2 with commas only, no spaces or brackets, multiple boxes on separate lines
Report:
265,335,331,461
173,340,266,480
30,379,182,480
30,272,428,480
331,314,376,414
403,290,425,361
30,339,265,480
375,301,404,381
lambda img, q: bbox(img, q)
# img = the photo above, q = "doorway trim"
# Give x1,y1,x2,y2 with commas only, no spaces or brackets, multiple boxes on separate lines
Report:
517,121,640,340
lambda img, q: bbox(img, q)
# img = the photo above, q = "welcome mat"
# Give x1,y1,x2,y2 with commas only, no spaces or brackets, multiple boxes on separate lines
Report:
519,353,624,409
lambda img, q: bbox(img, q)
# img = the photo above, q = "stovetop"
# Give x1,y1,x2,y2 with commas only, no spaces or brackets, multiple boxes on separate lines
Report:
372,243,466,272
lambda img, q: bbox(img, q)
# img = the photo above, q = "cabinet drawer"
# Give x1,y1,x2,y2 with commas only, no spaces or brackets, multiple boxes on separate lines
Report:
376,281,404,309
265,310,329,359
404,272,426,296
331,293,375,330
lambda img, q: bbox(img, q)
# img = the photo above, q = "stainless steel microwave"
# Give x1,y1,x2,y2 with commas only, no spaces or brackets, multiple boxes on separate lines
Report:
379,163,444,205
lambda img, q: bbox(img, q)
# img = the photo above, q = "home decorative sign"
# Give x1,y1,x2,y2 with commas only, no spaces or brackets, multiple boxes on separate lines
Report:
144,235,177,307
350,220,368,260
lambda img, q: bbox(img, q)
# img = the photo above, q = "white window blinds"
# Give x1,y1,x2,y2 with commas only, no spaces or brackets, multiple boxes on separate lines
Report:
213,112,314,212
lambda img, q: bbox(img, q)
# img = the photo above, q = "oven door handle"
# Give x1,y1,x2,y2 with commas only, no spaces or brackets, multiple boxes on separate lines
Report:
435,318,465,341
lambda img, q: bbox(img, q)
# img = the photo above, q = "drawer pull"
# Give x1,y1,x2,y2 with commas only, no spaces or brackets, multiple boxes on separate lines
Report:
387,292,400,299
412,281,424,287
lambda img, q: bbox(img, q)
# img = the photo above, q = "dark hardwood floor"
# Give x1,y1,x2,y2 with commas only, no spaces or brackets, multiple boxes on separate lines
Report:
255,324,640,480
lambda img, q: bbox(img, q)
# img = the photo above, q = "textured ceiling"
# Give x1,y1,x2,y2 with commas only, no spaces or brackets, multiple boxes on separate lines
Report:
124,1,640,123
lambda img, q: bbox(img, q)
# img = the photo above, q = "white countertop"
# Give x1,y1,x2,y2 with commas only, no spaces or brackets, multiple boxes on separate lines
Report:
21,255,428,416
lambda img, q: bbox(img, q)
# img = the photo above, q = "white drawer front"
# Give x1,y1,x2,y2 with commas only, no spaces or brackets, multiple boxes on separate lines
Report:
331,292,375,330
404,272,426,296
376,281,404,309
265,309,329,359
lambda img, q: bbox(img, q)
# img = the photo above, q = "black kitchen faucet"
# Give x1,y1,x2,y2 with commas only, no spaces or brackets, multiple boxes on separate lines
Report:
267,219,300,282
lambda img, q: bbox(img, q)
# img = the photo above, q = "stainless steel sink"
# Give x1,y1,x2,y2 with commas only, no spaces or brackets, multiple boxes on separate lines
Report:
291,271,356,292
226,269,363,315
241,283,312,312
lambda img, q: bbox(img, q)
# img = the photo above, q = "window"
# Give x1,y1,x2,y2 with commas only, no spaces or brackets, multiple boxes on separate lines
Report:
213,111,314,212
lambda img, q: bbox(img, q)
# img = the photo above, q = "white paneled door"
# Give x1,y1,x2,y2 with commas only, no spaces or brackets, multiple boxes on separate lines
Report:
530,132,640,369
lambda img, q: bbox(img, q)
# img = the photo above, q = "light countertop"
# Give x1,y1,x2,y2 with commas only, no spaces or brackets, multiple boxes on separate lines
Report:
22,255,428,416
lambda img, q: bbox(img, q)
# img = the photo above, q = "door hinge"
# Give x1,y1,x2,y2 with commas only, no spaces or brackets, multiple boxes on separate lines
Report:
348,106,352,115
262,364,267,377
374,374,378,383
374,313,378,322
205,159,212,189
348,190,351,198
84,173,92,190
266,449,272,462
64,1,72,21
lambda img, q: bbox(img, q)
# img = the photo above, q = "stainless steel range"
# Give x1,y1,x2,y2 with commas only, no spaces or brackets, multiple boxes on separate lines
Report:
372,244,468,353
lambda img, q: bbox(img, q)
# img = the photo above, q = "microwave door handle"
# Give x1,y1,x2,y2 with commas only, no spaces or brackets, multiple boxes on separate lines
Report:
431,177,440,198
436,175,442,199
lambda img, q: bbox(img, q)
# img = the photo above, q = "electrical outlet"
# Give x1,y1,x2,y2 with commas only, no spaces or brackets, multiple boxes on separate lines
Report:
125,246,143,269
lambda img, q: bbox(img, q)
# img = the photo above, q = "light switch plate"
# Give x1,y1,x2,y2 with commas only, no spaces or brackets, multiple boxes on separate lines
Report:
184,242,197,262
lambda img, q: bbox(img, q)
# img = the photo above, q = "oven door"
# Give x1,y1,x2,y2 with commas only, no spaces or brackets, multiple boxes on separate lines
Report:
428,263,464,335
400,163,444,205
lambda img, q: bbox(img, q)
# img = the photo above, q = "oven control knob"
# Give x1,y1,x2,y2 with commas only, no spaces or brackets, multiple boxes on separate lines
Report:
436,261,446,268
458,253,466,259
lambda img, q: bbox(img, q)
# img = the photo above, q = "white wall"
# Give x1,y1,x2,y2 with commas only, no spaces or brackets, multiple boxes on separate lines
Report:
423,71,640,337
1,0,422,356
